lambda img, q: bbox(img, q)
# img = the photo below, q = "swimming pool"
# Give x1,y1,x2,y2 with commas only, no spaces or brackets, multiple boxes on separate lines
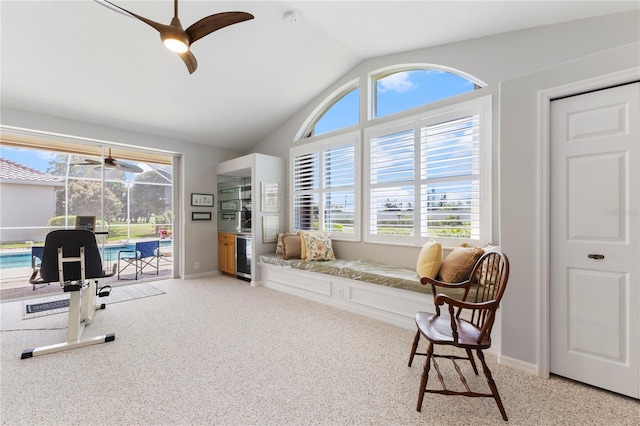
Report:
0,241,171,269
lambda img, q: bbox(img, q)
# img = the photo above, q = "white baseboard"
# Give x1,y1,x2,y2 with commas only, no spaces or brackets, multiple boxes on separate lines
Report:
183,271,219,280
498,353,539,375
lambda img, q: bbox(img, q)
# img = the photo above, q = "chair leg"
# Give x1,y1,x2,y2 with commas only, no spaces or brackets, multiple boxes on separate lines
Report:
466,348,479,375
416,342,434,412
476,349,508,421
117,259,135,280
408,330,420,367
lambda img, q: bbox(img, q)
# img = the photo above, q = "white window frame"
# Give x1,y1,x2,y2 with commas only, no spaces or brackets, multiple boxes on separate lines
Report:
368,64,487,121
364,95,492,247
290,131,361,241
295,79,360,141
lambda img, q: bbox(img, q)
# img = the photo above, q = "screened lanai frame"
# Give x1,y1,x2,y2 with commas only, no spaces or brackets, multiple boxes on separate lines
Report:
0,126,176,253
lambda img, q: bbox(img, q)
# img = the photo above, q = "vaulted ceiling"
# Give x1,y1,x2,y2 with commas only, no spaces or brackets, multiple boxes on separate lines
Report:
2,1,638,151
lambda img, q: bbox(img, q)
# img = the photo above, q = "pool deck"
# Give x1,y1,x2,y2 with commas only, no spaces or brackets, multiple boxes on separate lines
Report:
0,259,173,301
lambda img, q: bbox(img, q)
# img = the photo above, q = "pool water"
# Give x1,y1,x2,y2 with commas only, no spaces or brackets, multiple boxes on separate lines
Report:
0,241,171,269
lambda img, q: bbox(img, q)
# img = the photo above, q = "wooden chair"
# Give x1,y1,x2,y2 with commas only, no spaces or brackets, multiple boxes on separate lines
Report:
408,250,510,421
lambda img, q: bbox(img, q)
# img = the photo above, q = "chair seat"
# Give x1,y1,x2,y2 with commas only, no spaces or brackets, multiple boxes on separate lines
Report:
415,311,491,349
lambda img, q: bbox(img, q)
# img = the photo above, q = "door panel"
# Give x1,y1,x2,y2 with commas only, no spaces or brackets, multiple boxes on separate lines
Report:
567,268,626,361
550,82,639,398
568,152,626,241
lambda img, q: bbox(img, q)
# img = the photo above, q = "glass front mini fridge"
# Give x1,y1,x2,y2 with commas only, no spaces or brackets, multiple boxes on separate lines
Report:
235,234,251,282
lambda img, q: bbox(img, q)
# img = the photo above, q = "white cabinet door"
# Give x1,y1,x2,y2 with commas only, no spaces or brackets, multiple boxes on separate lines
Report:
550,82,640,398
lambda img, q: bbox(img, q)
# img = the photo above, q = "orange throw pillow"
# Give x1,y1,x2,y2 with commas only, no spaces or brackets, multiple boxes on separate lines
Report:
438,246,484,283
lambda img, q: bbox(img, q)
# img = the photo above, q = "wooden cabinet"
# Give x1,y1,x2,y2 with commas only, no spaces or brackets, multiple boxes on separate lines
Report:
218,233,235,275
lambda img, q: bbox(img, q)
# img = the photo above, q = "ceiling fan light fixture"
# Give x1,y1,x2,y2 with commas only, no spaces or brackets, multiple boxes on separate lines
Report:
163,37,188,53
161,27,189,53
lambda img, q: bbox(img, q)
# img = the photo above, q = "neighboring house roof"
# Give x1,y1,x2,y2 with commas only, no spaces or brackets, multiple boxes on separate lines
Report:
0,158,64,185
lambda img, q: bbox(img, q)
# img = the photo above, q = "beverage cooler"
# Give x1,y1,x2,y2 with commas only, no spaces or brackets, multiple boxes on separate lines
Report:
235,234,251,281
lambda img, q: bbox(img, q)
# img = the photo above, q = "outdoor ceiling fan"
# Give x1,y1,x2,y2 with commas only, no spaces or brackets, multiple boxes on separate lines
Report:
94,0,254,74
72,149,143,173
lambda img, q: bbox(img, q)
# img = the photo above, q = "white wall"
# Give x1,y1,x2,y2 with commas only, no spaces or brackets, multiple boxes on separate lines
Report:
251,10,640,269
0,108,244,278
499,43,639,370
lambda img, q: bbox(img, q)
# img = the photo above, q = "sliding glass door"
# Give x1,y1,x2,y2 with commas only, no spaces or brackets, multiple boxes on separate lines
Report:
0,140,174,298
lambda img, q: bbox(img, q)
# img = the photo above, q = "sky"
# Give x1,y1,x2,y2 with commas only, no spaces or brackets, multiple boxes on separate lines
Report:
315,69,475,135
0,146,56,172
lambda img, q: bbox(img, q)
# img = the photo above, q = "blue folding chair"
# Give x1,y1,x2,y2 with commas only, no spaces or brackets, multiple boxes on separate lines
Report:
117,240,162,280
30,246,46,290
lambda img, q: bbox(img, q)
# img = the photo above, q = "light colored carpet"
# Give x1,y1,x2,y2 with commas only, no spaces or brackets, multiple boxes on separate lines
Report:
1,275,638,425
22,283,165,319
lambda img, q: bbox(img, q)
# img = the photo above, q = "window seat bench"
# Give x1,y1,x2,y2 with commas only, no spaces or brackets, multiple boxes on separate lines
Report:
257,253,479,330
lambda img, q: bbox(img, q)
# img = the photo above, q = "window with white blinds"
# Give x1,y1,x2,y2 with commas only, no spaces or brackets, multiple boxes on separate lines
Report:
421,115,480,241
291,132,359,240
366,96,490,246
369,128,417,239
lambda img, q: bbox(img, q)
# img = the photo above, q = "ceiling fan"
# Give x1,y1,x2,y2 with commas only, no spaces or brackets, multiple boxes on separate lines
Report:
72,149,143,173
95,0,254,74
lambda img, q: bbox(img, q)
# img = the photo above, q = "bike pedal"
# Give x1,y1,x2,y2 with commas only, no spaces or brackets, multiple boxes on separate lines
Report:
97,285,112,298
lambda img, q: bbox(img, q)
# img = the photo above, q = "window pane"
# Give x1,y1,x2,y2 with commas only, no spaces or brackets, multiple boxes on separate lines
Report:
370,130,414,184
374,70,476,119
293,193,318,230
130,172,172,226
421,181,479,239
313,88,359,136
370,186,415,236
323,143,355,235
293,152,319,192
292,134,358,239
324,190,355,234
323,144,354,189
420,114,481,240
421,116,479,180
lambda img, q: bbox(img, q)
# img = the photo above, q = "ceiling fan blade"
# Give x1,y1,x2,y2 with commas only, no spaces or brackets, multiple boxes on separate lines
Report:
114,161,143,173
179,50,198,74
94,0,167,34
70,159,102,166
186,12,254,45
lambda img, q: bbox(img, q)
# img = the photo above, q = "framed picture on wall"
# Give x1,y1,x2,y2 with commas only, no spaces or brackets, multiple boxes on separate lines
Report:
262,216,279,243
191,211,212,221
191,193,214,207
261,182,280,213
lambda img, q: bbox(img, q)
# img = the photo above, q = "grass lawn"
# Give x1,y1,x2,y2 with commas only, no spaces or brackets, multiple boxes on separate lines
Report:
105,224,164,242
0,223,172,250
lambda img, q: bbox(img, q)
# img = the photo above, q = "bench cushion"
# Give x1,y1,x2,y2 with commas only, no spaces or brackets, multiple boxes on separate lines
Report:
259,253,475,300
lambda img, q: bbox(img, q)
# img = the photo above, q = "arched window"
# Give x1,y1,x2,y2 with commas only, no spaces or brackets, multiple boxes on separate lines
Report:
299,81,359,139
371,67,482,119
292,64,491,247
